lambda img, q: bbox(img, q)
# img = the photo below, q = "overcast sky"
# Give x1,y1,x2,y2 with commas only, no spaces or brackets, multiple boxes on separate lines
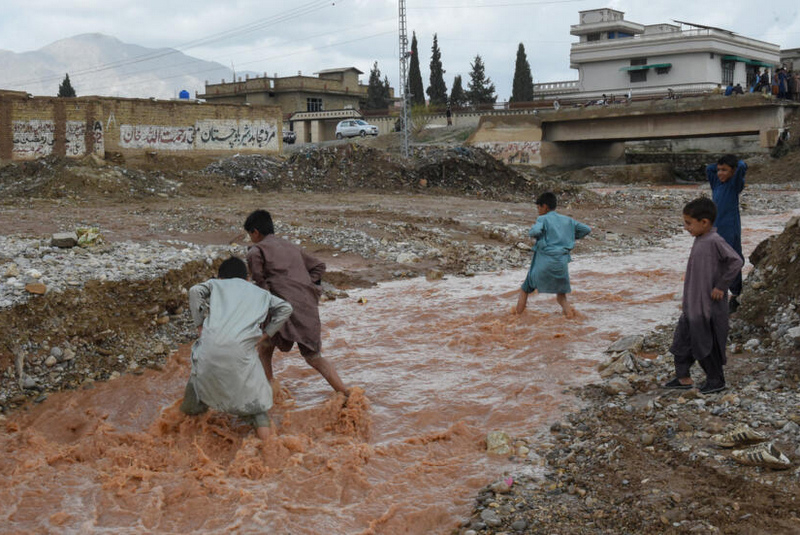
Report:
1,0,799,100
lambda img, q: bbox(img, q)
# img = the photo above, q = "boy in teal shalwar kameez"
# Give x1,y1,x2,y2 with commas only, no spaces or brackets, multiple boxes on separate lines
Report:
516,192,591,318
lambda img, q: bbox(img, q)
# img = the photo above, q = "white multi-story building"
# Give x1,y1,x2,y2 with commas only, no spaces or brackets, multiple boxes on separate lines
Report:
536,8,780,100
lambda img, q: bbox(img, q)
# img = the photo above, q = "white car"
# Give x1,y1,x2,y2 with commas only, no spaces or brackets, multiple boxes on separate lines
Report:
335,119,378,139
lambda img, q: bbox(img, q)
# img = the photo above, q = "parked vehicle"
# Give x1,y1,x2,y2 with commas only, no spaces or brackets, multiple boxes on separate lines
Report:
335,119,378,139
283,130,296,144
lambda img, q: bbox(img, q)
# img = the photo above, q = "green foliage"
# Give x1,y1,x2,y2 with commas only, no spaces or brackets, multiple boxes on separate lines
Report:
58,74,76,98
409,103,431,138
408,32,426,106
510,43,534,103
466,55,496,106
365,62,390,110
449,75,467,108
426,34,448,109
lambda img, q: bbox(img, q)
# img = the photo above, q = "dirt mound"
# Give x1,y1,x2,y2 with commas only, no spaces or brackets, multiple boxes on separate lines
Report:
736,215,800,342
202,154,285,189
283,144,411,191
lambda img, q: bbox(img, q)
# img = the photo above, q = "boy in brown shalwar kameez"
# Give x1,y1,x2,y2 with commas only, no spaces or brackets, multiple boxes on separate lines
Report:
244,209,347,395
663,198,743,395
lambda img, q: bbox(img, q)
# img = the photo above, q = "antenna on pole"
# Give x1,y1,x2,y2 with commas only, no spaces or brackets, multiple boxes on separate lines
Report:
398,0,410,158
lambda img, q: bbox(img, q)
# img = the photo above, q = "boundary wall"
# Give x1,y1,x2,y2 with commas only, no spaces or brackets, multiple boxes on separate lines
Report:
0,95,282,162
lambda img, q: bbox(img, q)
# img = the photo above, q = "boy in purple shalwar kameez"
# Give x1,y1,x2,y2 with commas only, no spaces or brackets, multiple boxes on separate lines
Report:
664,198,743,395
244,209,347,395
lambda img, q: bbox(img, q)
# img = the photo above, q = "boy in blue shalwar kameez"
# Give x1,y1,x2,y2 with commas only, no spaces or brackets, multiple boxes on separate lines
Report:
706,154,746,312
516,192,591,318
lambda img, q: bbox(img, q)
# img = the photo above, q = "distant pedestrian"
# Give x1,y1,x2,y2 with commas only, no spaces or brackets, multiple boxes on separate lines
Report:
516,192,591,318
733,83,744,95
663,198,743,395
446,105,452,126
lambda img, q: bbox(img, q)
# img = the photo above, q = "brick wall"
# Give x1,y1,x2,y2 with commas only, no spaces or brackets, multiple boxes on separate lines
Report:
0,94,282,162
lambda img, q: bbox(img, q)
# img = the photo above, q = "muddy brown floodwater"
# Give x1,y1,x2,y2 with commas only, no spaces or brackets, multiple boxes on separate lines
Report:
0,187,795,534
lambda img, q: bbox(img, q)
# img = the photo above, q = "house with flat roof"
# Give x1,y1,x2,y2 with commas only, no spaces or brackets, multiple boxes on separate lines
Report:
198,67,395,144
536,8,781,100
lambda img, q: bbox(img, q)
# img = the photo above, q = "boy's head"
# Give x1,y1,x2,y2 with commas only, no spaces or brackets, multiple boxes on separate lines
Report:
244,210,275,241
716,154,739,183
682,197,716,237
535,192,557,213
218,257,249,280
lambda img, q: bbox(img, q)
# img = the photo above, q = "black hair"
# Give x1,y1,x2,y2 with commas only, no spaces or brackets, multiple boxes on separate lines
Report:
535,192,557,210
218,256,248,280
683,197,716,224
243,209,275,236
717,154,739,169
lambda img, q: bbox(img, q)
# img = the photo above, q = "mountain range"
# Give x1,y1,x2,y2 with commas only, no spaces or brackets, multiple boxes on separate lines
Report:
0,34,245,100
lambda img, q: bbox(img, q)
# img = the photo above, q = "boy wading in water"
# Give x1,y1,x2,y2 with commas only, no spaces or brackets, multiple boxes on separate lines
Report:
664,198,743,395
181,257,293,441
244,209,348,396
516,192,591,318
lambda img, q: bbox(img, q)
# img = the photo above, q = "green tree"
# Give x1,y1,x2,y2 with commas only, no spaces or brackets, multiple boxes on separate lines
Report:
449,75,467,108
466,55,496,106
365,61,390,110
510,43,534,103
383,75,393,108
57,73,76,97
426,34,448,108
408,32,425,106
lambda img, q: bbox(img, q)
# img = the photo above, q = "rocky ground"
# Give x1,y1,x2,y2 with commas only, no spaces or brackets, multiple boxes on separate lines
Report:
1,130,800,533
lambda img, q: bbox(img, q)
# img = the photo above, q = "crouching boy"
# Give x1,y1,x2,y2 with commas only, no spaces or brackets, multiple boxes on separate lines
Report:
180,257,293,440
663,198,743,395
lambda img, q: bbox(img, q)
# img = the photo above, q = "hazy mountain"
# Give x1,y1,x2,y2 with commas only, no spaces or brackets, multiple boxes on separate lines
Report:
0,33,244,99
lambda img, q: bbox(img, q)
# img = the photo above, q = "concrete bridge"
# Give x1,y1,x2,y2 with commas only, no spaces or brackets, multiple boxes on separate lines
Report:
468,94,799,167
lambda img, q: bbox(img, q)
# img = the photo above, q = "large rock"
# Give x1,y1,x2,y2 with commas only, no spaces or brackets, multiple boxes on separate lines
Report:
51,232,78,248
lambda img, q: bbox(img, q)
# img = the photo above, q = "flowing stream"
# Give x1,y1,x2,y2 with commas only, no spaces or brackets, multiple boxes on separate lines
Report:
0,213,790,534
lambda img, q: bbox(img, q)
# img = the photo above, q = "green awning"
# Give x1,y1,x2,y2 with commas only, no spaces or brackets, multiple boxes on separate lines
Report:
619,63,672,71
722,55,774,68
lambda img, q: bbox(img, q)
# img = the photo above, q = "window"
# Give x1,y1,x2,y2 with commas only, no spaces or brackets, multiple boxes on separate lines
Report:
631,57,647,66
587,33,601,42
721,60,735,86
630,70,647,83
307,98,323,112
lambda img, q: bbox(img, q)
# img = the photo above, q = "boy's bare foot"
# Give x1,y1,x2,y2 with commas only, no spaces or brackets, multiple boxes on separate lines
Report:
562,305,575,319
256,426,275,441
271,379,293,405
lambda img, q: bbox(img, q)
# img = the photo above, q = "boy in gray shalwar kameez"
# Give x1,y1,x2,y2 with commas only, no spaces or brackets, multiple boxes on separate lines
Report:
664,198,743,395
181,257,293,440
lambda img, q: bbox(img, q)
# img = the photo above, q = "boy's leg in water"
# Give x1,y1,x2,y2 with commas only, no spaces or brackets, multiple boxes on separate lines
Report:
556,293,575,318
257,339,277,382
305,353,347,394
252,413,274,441
515,289,529,314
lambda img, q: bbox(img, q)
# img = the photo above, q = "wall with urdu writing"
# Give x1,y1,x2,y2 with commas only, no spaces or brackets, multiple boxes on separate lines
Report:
0,95,282,162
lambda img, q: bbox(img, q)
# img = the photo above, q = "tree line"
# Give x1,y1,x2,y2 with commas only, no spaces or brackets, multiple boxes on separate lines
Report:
365,32,534,111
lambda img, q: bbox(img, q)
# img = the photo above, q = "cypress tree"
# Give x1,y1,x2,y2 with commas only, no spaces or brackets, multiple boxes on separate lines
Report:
426,34,448,108
365,62,389,110
510,43,534,103
449,75,467,108
408,32,425,106
466,55,496,106
58,73,77,97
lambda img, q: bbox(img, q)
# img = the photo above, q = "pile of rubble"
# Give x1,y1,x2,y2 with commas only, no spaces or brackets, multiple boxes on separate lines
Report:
734,215,800,352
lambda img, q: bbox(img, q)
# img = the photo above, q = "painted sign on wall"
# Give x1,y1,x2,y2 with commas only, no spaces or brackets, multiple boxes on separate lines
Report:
12,120,55,159
119,120,278,151
65,121,105,157
473,141,542,165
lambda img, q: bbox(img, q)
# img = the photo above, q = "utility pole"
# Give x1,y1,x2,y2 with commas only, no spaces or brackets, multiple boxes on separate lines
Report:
398,0,410,158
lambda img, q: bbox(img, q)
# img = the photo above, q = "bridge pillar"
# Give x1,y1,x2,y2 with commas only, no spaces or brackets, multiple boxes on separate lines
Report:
540,140,626,167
